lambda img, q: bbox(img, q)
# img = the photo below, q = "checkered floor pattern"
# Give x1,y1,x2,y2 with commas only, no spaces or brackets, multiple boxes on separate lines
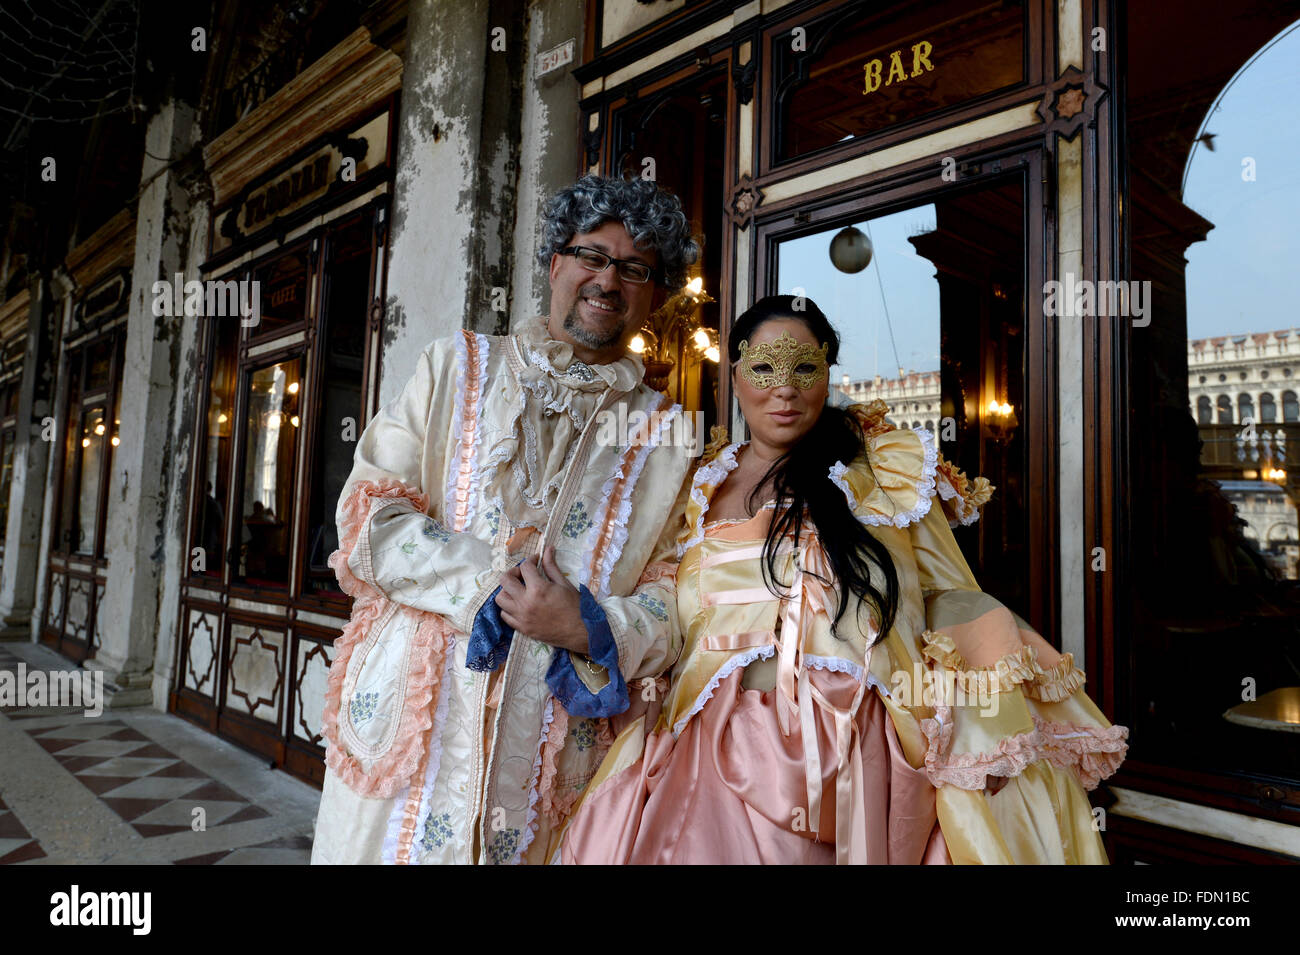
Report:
0,640,317,864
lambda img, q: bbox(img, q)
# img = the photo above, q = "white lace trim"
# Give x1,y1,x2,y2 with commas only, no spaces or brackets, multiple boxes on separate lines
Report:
443,333,470,524
596,403,679,598
464,334,489,529
936,471,982,527
381,638,455,865
580,457,624,592
803,653,866,684
853,427,939,529
827,460,855,505
671,644,776,737
443,332,490,531
513,695,555,865
677,441,744,558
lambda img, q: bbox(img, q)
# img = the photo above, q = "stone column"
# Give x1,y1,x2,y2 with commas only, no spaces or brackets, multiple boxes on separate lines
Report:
0,276,60,640
90,100,199,706
381,0,527,407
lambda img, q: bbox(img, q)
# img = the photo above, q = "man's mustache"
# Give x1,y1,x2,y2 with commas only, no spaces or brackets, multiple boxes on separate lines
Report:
578,285,624,310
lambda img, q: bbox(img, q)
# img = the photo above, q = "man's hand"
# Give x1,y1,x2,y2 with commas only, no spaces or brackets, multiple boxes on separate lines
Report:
495,546,588,654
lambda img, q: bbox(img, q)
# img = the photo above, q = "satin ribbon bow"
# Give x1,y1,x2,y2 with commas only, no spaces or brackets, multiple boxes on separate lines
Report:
702,533,875,863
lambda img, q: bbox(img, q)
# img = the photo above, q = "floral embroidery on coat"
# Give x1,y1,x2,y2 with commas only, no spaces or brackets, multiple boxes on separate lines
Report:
348,691,378,728
421,516,452,543
562,500,594,539
419,810,454,851
487,827,521,865
570,719,597,751
633,592,669,622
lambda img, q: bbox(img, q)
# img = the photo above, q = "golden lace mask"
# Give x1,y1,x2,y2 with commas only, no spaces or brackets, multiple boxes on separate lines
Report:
735,332,830,390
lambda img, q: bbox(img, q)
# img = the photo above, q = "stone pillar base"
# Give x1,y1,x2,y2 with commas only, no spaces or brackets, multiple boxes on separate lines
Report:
83,659,155,709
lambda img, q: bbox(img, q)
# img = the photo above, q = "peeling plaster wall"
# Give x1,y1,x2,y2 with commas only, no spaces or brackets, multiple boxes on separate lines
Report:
381,0,497,409
94,101,200,699
150,198,210,709
510,0,586,330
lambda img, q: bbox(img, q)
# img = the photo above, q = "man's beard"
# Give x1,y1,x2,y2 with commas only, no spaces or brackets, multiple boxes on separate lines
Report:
562,287,629,350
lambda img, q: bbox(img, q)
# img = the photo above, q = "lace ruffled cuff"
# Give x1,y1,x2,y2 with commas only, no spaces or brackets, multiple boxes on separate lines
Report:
934,454,995,528
920,706,1129,792
1025,653,1087,702
545,585,629,718
468,587,514,671
921,629,1038,698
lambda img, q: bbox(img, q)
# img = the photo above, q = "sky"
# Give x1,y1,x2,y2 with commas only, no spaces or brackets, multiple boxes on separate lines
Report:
1183,23,1300,340
774,20,1300,380
778,205,939,384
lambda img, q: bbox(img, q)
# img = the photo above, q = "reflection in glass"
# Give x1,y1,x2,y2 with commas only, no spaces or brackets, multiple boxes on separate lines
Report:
196,318,240,578
1128,13,1300,779
239,359,301,585
305,217,369,596
775,179,1026,610
76,407,106,555
0,430,14,546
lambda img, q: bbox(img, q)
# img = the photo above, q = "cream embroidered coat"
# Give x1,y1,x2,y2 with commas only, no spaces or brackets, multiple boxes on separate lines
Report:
310,318,695,864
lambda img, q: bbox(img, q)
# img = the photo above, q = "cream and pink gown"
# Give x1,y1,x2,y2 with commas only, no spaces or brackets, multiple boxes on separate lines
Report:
556,402,1129,864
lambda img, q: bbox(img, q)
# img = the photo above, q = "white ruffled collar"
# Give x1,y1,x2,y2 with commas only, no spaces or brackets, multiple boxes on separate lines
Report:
513,317,644,394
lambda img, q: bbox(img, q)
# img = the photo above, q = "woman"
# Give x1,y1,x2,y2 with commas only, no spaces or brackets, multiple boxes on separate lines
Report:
555,295,1128,864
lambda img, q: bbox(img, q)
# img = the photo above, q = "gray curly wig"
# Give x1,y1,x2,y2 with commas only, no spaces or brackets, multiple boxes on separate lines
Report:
537,175,701,290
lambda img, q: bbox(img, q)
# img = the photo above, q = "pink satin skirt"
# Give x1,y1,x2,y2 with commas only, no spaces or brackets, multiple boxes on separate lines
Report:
561,667,951,864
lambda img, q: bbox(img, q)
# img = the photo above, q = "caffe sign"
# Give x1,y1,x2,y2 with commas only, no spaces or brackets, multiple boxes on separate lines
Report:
239,151,335,233
210,109,391,255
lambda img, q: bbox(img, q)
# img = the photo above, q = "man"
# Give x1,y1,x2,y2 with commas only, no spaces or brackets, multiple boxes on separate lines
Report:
311,175,700,864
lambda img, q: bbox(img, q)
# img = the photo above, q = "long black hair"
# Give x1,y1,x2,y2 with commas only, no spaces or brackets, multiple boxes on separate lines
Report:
730,294,900,646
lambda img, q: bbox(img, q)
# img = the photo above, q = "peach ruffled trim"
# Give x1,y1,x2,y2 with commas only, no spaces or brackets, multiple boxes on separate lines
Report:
920,705,1129,792
921,630,1038,697
637,561,677,586
934,453,995,526
1037,719,1130,790
537,703,571,825
536,706,617,826
322,479,452,800
1026,653,1088,702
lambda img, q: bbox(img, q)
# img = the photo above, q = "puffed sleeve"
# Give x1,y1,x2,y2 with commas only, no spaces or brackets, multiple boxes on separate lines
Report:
331,333,498,630
830,416,1129,863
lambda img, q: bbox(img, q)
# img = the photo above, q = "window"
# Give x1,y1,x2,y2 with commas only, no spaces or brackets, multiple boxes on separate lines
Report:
303,214,372,597
1124,10,1300,787
0,380,18,563
188,203,385,601
54,332,124,557
1238,393,1254,423
235,358,302,586
772,173,1030,613
770,0,1027,166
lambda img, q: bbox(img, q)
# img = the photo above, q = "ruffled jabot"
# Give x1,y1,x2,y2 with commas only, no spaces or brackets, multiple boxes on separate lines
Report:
513,317,644,397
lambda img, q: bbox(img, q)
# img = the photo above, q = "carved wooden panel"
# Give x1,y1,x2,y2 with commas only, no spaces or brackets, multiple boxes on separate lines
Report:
225,622,285,724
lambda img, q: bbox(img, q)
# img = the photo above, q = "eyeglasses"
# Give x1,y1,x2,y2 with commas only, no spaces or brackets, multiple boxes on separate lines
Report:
559,246,656,284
